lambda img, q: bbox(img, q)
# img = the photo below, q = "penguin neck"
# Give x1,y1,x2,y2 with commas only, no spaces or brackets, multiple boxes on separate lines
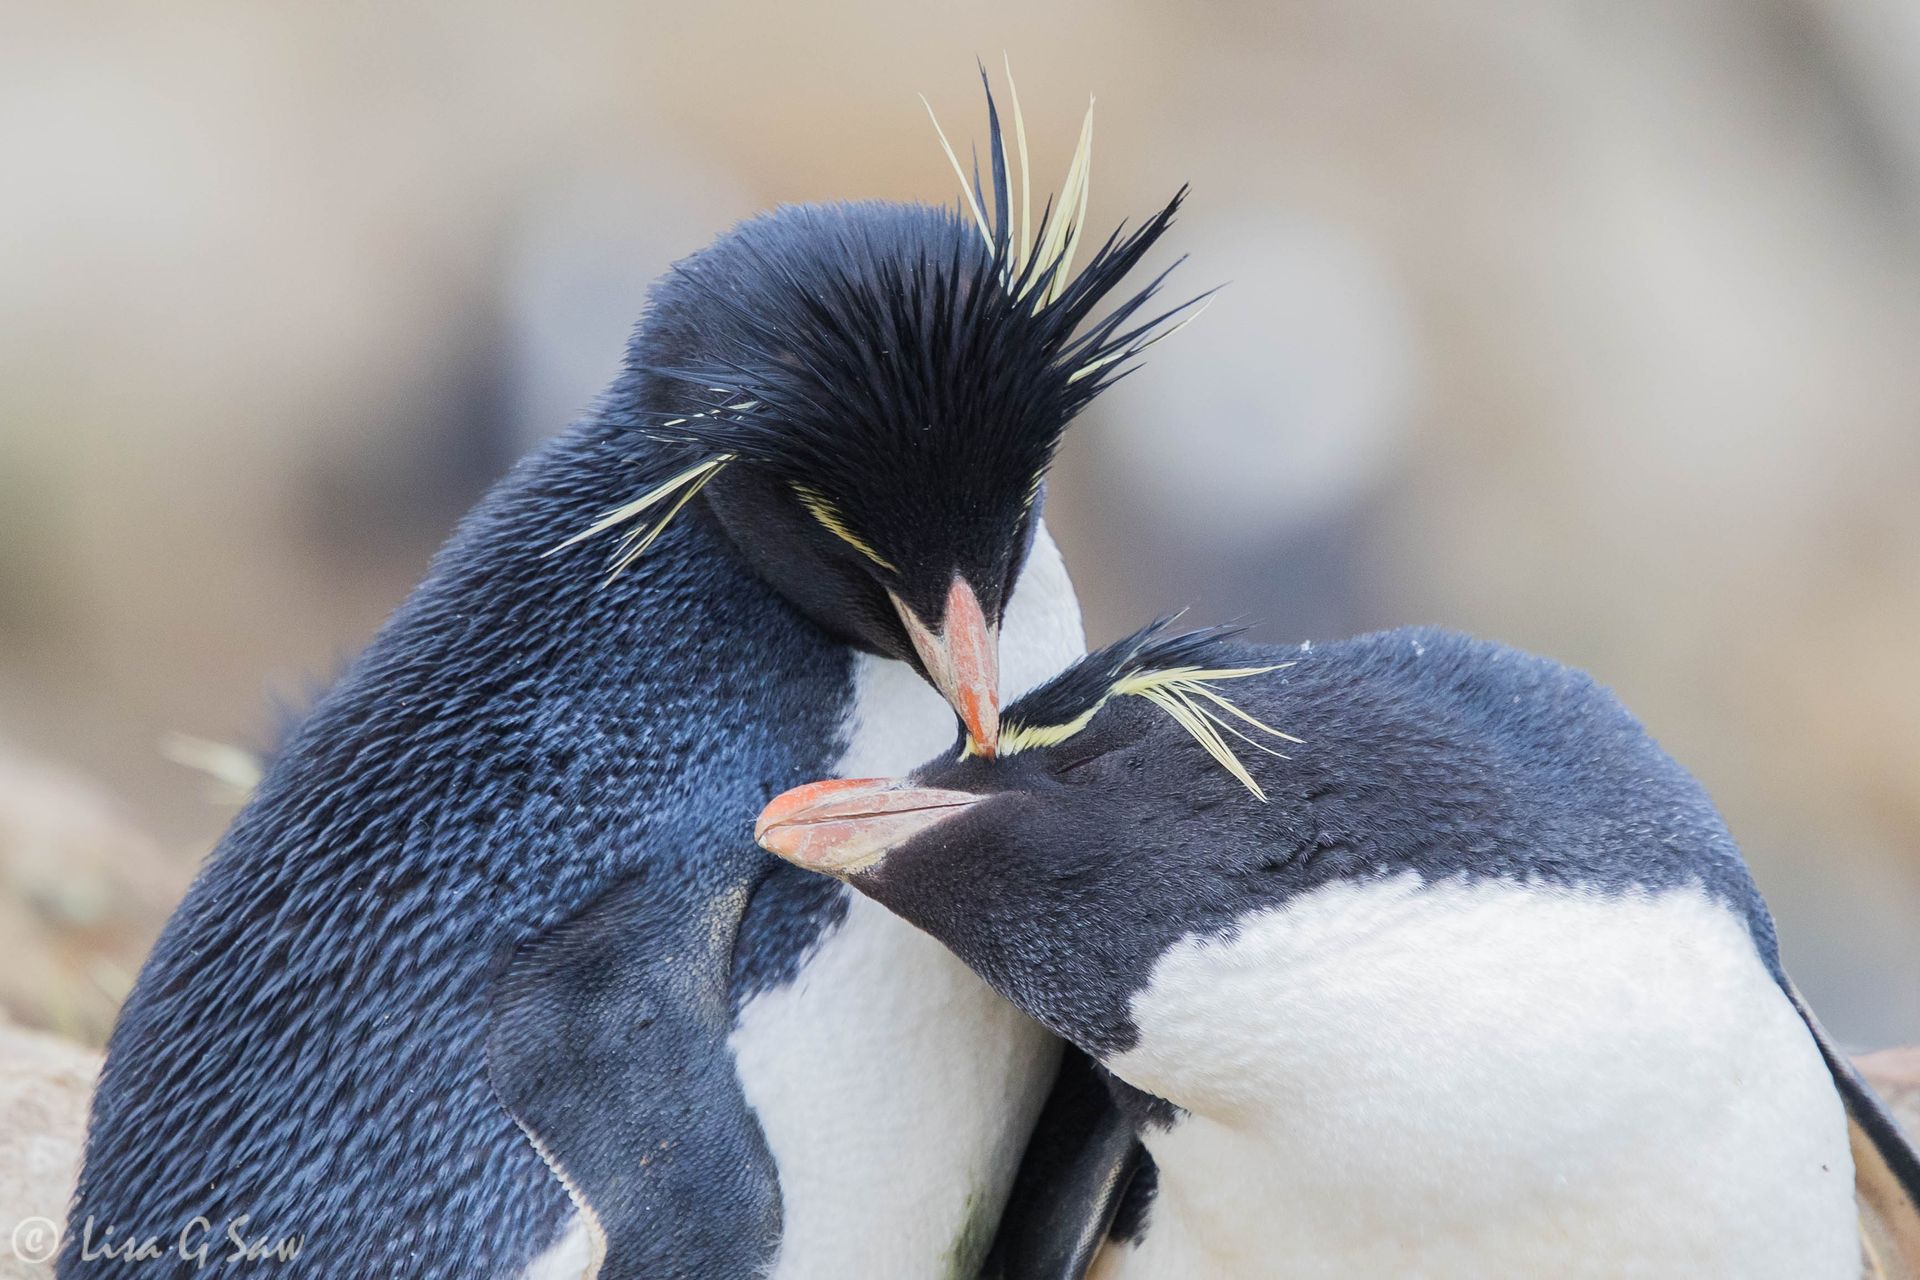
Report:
731,519,1085,1279
834,519,1085,774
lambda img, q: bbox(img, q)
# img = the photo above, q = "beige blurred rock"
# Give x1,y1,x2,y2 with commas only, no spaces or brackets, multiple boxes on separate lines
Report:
1859,1048,1920,1139
0,1020,96,1280
0,745,185,1046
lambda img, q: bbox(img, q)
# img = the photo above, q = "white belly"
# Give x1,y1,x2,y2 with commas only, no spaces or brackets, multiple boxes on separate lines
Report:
730,523,1085,1278
1095,875,1859,1280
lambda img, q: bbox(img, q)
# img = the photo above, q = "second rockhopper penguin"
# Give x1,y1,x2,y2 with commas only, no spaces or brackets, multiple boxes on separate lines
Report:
759,623,1920,1279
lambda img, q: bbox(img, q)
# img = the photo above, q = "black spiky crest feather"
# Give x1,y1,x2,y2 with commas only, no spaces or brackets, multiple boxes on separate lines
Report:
555,65,1205,603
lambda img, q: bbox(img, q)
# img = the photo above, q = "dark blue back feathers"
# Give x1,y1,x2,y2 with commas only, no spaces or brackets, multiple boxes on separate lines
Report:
68,416,854,1277
1012,624,1781,971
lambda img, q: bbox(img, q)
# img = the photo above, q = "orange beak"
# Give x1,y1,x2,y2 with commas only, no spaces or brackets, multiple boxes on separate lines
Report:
890,576,1001,756
754,777,984,875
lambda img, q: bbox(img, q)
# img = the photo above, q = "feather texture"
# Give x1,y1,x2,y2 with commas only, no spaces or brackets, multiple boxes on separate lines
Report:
980,619,1300,798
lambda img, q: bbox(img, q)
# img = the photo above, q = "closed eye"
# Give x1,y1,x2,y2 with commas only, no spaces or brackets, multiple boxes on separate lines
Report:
792,484,896,572
1052,746,1117,779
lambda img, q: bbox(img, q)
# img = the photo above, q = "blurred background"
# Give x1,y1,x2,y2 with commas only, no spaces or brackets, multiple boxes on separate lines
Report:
2,0,1918,1051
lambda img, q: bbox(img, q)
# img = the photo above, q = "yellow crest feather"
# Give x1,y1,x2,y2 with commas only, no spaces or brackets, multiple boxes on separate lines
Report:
547,453,733,584
981,662,1300,799
922,64,1097,307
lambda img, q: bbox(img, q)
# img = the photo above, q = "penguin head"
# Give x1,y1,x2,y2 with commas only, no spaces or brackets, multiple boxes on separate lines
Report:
752,620,1309,1054
753,623,1747,1061
575,78,1195,753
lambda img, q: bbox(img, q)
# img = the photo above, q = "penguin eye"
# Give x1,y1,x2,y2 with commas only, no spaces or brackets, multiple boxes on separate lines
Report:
792,485,896,572
1050,742,1119,781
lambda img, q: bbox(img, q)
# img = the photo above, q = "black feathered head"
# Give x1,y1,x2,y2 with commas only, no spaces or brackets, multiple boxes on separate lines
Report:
556,67,1202,752
750,618,1300,877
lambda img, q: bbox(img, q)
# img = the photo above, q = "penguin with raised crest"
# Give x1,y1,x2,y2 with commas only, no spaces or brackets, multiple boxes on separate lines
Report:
759,623,1920,1279
67,73,1197,1279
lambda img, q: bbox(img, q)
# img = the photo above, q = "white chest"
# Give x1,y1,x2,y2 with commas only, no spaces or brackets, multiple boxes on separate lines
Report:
730,523,1085,1279
1095,876,1859,1280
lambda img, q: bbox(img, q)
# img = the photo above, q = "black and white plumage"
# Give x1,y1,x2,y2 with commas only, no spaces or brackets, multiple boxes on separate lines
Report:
66,75,1191,1279
758,624,1920,1279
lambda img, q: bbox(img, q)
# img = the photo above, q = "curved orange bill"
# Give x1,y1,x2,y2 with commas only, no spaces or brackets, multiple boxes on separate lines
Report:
755,777,983,875
890,577,1001,756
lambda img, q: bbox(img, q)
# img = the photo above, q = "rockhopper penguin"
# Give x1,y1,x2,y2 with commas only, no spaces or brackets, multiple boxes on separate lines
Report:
757,623,1920,1279
67,74,1197,1279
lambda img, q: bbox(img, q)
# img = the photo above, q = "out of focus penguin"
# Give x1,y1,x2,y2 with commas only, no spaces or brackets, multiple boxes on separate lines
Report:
68,76,1197,1279
758,623,1920,1279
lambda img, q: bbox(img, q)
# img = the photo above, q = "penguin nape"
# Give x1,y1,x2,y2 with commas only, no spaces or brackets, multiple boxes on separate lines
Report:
67,76,1198,1280
757,623,1920,1279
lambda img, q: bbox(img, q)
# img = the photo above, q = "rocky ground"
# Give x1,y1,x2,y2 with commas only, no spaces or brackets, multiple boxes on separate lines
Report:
0,1021,97,1280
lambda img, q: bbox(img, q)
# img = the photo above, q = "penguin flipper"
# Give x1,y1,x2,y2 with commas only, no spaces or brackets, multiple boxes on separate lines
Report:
487,870,780,1280
980,1048,1143,1280
1784,979,1920,1278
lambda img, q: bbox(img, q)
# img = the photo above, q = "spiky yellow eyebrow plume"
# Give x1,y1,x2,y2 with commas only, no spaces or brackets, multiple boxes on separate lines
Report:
922,95,993,254
922,64,1206,388
992,704,1106,756
1032,102,1094,307
546,453,733,584
922,62,1097,308
1116,666,1302,800
975,663,1303,800
792,485,897,571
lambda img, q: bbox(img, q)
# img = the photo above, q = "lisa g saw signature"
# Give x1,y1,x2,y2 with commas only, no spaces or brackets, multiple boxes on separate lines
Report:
9,1215,303,1268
